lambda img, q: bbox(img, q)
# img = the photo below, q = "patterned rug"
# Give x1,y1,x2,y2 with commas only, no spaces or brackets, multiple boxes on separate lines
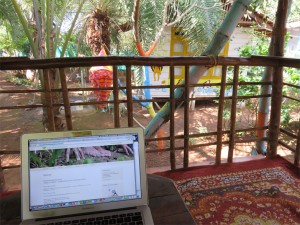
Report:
156,156,300,224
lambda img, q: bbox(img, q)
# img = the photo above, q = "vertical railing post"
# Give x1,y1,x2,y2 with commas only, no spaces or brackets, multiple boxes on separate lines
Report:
216,66,227,164
184,66,190,169
0,160,4,192
59,68,73,130
112,66,120,128
126,65,134,127
43,69,55,131
267,66,283,157
169,66,176,170
294,118,300,166
228,65,239,163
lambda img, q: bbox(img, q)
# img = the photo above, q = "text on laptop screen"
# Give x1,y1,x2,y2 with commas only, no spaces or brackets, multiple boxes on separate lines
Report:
27,133,142,211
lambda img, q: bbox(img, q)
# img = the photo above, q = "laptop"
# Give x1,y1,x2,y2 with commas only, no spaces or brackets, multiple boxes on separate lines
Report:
20,127,154,225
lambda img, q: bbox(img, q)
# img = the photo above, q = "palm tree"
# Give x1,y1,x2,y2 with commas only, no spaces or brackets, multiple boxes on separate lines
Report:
144,0,254,140
130,0,226,148
84,0,225,148
4,0,85,131
0,0,28,56
85,0,132,55
132,0,226,56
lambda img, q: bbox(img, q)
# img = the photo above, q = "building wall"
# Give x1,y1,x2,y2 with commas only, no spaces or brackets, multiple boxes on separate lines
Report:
148,27,172,97
148,27,252,97
228,27,252,56
286,22,300,57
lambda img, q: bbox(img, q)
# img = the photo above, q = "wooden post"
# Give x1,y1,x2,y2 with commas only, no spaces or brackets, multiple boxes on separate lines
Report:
228,65,239,162
113,66,120,128
267,66,283,157
294,118,300,166
169,66,176,170
0,159,4,192
59,68,73,130
267,0,288,156
184,66,190,168
216,66,227,164
43,69,55,131
255,0,289,154
126,66,134,127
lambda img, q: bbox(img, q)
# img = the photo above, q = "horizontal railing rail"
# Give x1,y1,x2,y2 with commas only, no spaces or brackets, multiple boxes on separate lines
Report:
0,55,299,170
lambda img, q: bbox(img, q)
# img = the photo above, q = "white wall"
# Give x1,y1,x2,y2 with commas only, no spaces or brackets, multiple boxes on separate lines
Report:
286,22,300,57
228,27,252,56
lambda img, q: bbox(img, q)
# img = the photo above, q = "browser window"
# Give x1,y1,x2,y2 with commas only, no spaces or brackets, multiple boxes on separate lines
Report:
27,133,141,211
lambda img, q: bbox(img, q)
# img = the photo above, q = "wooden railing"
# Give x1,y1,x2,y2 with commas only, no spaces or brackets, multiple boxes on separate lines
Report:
0,56,299,171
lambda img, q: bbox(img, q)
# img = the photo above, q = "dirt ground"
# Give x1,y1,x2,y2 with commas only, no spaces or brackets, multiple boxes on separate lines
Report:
0,72,293,191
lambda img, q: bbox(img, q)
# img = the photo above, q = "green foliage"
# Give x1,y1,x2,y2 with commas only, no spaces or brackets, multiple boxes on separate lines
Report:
180,0,226,55
238,31,270,56
30,152,45,167
5,73,32,86
83,158,93,164
0,22,30,56
281,67,300,127
213,33,271,129
237,30,300,129
0,0,26,45
117,156,125,161
48,149,64,167
249,0,300,23
281,104,292,127
127,0,224,56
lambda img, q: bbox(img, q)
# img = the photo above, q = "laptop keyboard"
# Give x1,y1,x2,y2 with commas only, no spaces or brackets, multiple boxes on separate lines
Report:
41,212,143,225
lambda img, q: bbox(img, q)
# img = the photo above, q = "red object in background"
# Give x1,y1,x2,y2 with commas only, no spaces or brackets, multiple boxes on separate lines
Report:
89,48,113,110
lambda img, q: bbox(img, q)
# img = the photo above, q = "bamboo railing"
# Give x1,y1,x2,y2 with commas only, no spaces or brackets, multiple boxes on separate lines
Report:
0,55,299,171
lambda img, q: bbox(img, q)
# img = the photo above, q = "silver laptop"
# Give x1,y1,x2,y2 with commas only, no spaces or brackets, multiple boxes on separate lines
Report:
21,127,154,225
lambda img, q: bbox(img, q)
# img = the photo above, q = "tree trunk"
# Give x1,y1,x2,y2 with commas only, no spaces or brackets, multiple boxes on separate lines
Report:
42,69,64,131
255,0,291,154
86,11,111,56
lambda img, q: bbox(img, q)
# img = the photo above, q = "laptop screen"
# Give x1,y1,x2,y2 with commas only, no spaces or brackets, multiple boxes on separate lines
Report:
27,132,142,211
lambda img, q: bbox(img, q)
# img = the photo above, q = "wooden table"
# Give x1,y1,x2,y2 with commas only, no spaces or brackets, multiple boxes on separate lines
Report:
148,174,195,224
0,174,195,225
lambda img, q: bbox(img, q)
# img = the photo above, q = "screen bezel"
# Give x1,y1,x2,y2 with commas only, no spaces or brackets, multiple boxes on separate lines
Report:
21,127,147,221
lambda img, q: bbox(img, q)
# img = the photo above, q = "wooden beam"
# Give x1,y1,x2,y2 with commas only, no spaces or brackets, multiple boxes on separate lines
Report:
184,66,190,169
125,66,134,127
169,66,176,170
228,65,239,162
267,66,283,157
3,56,300,70
43,69,55,131
112,66,120,128
216,66,227,164
59,68,73,130
294,119,300,166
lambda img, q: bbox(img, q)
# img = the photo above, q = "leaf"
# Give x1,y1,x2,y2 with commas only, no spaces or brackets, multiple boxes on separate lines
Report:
83,158,93,164
30,152,45,168
0,0,26,43
49,149,64,167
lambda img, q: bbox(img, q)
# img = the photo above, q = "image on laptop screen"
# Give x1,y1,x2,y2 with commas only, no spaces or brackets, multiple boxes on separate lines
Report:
27,132,141,211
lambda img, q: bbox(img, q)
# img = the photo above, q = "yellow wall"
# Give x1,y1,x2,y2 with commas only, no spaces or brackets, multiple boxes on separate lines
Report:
170,28,229,84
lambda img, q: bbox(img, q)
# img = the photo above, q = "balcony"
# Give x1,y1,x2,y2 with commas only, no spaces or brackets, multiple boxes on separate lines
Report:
0,55,299,224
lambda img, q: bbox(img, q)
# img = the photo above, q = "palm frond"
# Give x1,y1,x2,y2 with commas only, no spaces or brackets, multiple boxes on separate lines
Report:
134,0,225,55
0,0,26,43
138,0,165,50
178,0,226,55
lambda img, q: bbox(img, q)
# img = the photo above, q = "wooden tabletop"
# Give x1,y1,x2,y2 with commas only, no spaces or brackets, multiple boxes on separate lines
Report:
0,174,195,225
148,174,195,224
